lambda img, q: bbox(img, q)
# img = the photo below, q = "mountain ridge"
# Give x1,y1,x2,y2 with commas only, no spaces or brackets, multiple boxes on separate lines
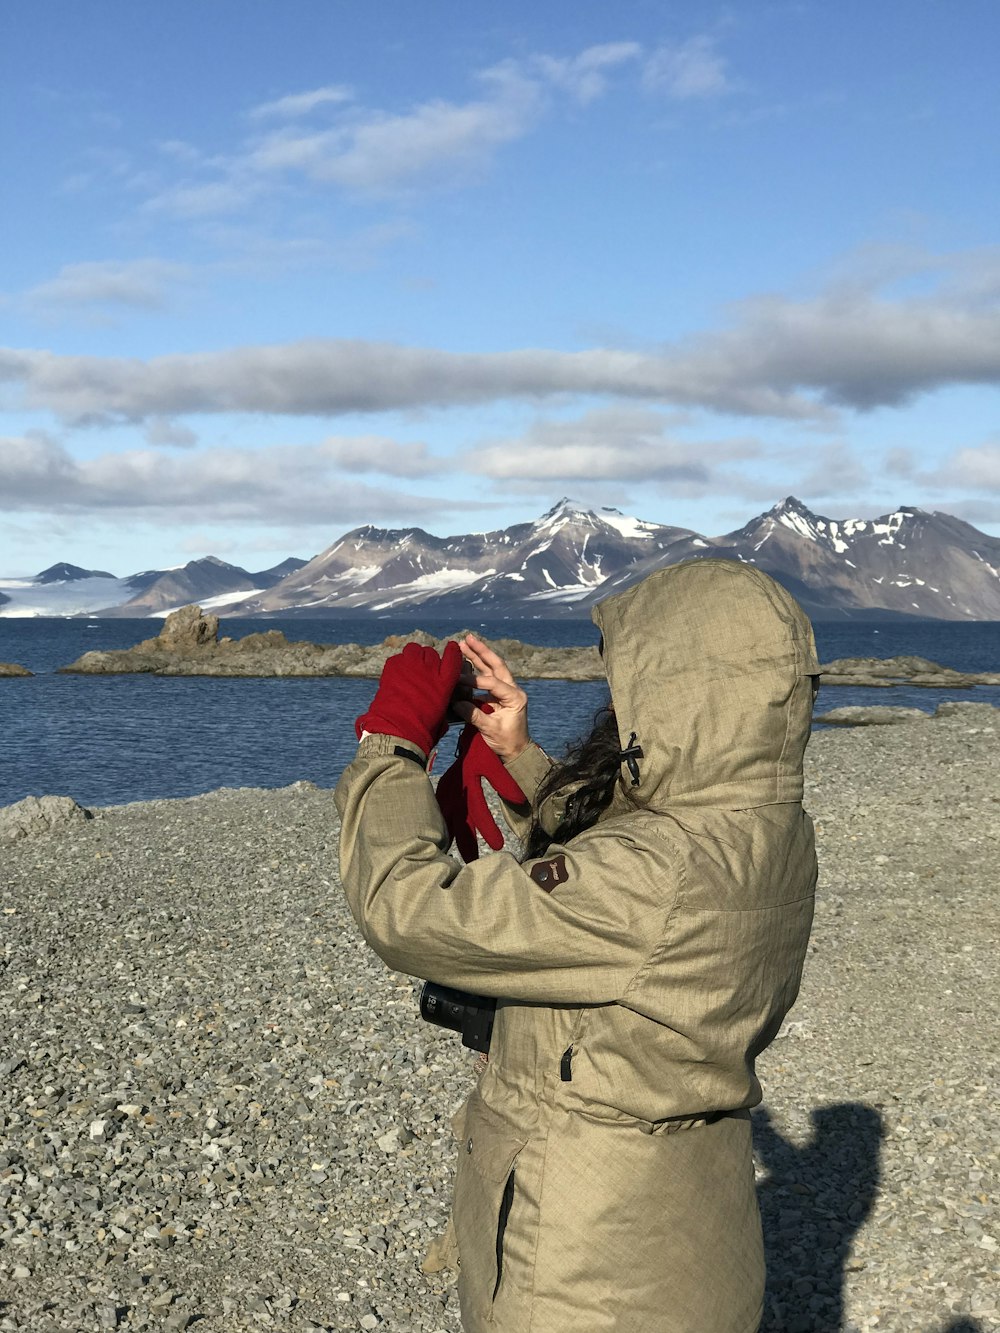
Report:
2,498,998,620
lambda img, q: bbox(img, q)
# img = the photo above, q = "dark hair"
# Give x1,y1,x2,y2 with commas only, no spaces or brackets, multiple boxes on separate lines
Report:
523,698,624,860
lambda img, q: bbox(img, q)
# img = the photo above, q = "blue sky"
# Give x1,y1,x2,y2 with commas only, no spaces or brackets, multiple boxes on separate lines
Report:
2,0,999,575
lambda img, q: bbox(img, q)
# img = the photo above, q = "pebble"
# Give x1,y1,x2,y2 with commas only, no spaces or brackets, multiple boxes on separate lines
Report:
0,714,997,1331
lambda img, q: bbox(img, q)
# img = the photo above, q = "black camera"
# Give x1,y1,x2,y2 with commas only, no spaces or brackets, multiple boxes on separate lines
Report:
419,982,495,1053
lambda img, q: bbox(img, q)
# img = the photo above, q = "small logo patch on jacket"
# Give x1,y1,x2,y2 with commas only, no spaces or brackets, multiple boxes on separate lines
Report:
529,854,569,892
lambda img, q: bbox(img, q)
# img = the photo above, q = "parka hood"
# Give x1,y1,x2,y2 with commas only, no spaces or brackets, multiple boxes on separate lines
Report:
591,560,819,811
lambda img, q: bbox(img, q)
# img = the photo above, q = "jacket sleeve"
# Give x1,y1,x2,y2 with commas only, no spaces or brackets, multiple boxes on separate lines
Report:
334,734,678,1006
497,741,553,840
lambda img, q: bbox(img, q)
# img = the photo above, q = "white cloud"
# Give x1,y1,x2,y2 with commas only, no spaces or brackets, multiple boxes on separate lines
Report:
144,37,717,214
884,446,918,478
8,255,999,425
322,436,443,477
0,432,453,528
0,338,821,424
144,417,198,448
249,85,354,120
465,406,760,489
246,65,543,195
532,42,642,104
940,498,1000,524
21,259,190,312
643,36,731,99
932,442,1000,492
792,441,871,498
145,175,264,220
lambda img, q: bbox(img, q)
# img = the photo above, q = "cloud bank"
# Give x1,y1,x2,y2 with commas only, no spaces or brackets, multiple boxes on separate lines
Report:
0,432,452,527
4,278,1000,424
466,407,758,485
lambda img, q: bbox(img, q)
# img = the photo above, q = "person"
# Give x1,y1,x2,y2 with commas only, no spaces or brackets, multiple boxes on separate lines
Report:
334,559,820,1333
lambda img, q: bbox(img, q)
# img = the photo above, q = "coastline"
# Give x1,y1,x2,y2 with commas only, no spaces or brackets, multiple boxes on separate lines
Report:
0,710,997,1330
44,604,1000,685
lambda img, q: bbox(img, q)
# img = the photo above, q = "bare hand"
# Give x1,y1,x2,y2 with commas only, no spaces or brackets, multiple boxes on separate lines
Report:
451,633,530,762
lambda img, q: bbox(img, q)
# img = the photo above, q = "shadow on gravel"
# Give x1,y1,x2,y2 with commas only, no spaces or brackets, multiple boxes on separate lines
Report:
753,1102,883,1333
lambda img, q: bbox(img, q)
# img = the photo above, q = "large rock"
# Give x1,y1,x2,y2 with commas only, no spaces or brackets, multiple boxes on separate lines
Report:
58,606,603,680
0,794,92,843
0,662,32,677
814,706,932,727
934,701,1000,721
819,656,1000,687
153,603,220,649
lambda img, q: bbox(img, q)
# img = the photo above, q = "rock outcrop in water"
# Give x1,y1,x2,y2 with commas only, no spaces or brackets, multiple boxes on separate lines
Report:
55,605,1000,686
818,655,1000,688
58,605,602,680
0,662,33,677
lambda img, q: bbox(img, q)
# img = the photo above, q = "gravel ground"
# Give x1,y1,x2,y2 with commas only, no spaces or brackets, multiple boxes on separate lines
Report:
0,704,997,1332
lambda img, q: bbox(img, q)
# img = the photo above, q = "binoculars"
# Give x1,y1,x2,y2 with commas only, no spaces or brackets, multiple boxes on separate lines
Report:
419,981,495,1054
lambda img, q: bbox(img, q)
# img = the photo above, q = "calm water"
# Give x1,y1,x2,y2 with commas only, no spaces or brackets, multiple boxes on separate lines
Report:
2,615,998,809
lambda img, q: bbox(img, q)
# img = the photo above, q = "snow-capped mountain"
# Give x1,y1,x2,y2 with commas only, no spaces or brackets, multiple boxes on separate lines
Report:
3,498,999,620
589,497,1000,620
245,496,999,620
99,556,309,616
0,567,138,617
727,498,1000,619
240,499,691,616
0,557,307,618
36,562,115,584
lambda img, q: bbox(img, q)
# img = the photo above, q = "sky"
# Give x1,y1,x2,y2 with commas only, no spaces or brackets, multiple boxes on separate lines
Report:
2,0,999,576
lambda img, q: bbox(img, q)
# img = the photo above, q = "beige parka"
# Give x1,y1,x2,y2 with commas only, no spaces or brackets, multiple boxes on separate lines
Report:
334,560,819,1333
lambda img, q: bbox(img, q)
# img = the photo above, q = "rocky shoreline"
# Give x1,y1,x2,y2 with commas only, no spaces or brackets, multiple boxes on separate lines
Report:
38,605,1000,689
55,607,601,682
0,704,997,1331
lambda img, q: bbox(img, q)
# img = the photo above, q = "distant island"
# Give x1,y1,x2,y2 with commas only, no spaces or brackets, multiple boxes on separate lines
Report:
54,605,1000,687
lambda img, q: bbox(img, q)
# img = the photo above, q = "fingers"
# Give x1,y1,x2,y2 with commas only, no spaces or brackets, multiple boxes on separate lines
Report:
459,639,524,710
460,633,516,687
441,639,463,668
451,698,493,728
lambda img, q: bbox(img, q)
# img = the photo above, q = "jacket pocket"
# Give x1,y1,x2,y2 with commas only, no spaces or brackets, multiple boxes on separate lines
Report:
452,1092,526,1323
493,1167,515,1299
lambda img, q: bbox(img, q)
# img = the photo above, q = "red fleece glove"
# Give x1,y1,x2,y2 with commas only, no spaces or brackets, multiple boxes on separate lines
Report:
435,708,526,862
355,640,463,757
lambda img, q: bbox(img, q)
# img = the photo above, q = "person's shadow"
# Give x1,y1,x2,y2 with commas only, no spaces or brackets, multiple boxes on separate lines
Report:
753,1104,985,1333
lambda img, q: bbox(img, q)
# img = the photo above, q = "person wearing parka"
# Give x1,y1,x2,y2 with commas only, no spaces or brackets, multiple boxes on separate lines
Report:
334,559,820,1333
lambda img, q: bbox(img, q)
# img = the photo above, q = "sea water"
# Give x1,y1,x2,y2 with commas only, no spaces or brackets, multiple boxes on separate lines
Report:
1,616,998,809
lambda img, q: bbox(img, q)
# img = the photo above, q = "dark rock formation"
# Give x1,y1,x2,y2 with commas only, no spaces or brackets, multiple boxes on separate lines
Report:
155,603,221,650
58,606,603,680
55,608,1000,687
36,562,115,583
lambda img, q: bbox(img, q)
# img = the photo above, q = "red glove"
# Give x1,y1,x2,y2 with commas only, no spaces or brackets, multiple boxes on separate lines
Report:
355,640,463,757
435,708,526,862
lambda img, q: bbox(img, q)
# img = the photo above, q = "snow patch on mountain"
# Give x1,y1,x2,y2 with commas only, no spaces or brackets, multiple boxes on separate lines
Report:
155,588,267,617
597,508,659,540
777,509,820,542
369,567,494,611
0,575,136,617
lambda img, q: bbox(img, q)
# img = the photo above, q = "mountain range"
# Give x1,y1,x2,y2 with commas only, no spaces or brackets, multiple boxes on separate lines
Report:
2,498,999,621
